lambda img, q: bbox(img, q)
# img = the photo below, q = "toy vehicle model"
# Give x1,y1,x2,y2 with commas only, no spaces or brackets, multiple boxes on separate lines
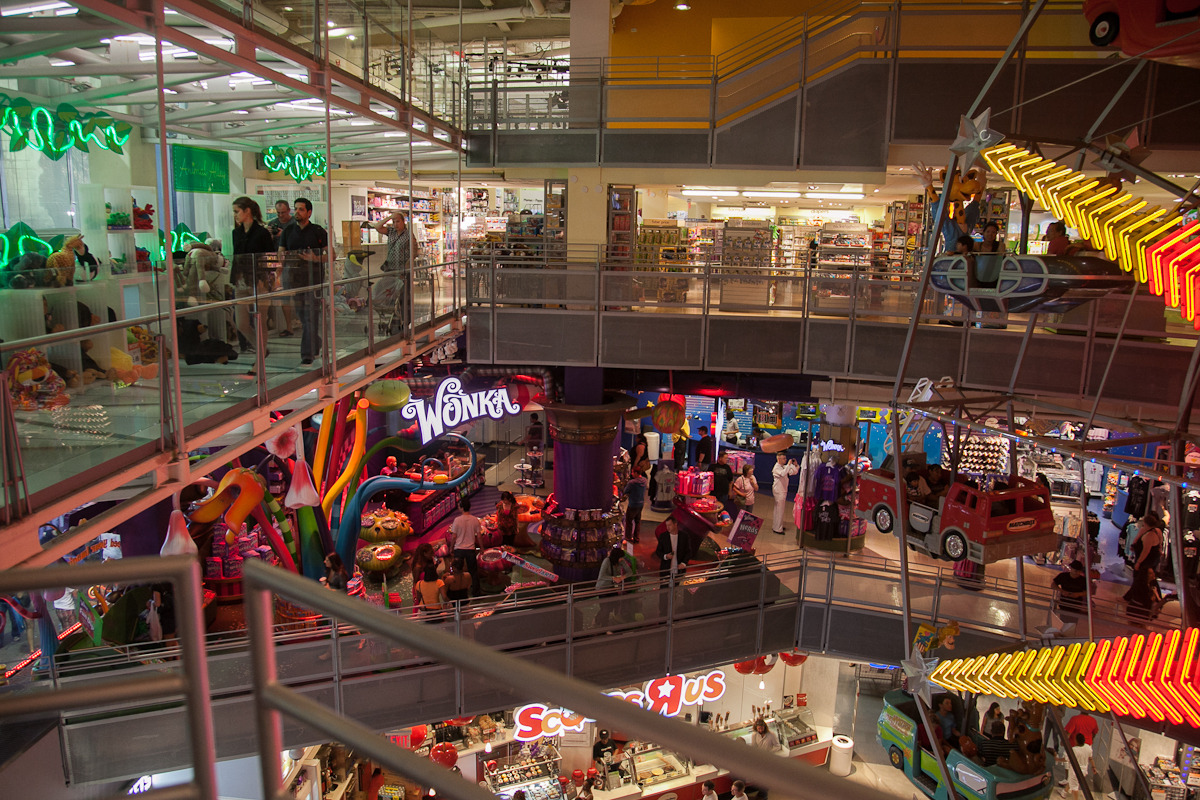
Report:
855,468,1058,564
1083,0,1200,67
878,690,1053,800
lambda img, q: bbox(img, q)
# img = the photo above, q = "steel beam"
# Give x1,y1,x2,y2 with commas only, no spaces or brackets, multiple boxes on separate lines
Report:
0,31,121,64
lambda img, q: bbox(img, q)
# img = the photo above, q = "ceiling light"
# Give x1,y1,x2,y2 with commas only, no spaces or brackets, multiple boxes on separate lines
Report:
683,189,738,197
808,184,818,190
283,4,293,9
349,120,374,126
327,20,336,27
743,191,801,199
328,27,351,37
49,59,75,67
347,34,357,41
674,2,691,8
806,192,864,200
2,2,69,16
382,132,407,138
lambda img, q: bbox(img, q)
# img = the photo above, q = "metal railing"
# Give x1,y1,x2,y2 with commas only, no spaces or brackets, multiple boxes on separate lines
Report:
0,253,465,533
0,555,216,800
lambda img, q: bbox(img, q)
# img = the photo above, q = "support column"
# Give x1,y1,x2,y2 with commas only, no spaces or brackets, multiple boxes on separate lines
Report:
540,379,633,581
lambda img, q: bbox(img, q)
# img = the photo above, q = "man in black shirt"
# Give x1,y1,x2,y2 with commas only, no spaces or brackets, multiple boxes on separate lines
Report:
707,450,735,514
695,426,713,468
278,197,328,364
592,729,617,764
1052,560,1089,615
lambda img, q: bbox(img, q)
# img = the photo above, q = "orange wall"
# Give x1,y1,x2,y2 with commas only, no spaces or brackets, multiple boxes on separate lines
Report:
611,0,828,59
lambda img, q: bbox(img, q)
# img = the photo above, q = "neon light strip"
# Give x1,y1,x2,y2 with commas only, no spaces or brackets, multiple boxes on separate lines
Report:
1155,630,1196,726
1141,633,1176,724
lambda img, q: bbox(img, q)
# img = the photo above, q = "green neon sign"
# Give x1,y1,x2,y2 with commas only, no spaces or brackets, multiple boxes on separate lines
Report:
157,223,209,261
0,222,55,267
262,145,327,183
0,93,133,161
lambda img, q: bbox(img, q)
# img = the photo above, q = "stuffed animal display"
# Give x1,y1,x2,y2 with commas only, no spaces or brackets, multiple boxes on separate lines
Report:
177,319,238,365
45,234,85,287
6,348,70,410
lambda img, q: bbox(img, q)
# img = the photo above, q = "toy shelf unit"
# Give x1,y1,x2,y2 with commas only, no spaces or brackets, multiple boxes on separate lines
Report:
719,221,774,310
887,195,926,274
687,221,722,265
78,184,160,278
817,222,870,272
606,184,636,263
544,178,567,252
970,188,1012,249
635,220,686,266
778,223,819,269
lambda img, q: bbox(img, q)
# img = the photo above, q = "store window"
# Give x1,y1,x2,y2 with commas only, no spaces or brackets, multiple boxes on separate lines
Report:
0,145,87,230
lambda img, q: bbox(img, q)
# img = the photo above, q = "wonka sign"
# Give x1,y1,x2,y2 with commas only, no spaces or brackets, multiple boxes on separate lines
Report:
401,376,521,444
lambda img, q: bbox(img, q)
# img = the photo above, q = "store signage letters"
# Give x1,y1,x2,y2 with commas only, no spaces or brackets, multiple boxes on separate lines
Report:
402,377,521,444
513,670,727,740
127,776,153,795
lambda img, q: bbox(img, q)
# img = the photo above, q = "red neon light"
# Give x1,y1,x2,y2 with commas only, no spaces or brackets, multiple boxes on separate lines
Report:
1111,637,1147,718
1125,634,1164,723
1146,220,1200,300
1141,633,1178,724
2,622,83,679
1175,630,1200,725
1094,638,1132,715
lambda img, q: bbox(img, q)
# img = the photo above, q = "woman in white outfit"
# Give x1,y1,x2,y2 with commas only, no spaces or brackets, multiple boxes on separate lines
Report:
771,452,799,534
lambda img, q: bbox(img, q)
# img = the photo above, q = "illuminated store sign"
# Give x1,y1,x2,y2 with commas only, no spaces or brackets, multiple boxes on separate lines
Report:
513,670,728,740
932,628,1200,727
262,145,328,183
0,93,132,160
401,377,521,444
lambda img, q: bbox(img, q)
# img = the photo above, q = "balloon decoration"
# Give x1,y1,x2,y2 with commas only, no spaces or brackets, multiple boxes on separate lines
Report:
430,742,459,769
408,725,428,749
753,654,778,674
652,396,686,434
779,650,809,667
733,659,759,675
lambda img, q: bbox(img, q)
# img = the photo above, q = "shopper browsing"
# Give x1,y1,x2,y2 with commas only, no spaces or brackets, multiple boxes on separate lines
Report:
622,460,649,543
1065,733,1094,800
700,781,718,800
231,196,276,358
732,464,758,512
368,210,413,334
695,426,713,467
708,450,735,515
450,498,483,594
278,197,328,365
724,410,740,444
1052,560,1089,615
414,564,448,613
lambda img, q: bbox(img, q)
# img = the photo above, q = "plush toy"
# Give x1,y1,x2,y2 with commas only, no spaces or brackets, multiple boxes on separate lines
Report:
128,326,160,363
107,346,158,385
6,348,70,410
177,318,238,365
917,161,986,250
133,203,155,230
45,234,84,287
1,252,54,289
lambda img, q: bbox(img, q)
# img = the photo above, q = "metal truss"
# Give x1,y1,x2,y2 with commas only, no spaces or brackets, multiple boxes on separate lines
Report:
0,0,465,167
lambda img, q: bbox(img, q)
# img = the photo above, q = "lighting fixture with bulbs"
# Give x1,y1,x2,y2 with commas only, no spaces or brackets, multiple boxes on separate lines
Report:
806,192,865,200
674,2,691,9
758,679,766,690
682,189,738,197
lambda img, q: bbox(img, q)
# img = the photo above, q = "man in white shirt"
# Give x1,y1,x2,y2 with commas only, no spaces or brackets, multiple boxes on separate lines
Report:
1065,733,1095,800
450,498,483,595
731,780,748,800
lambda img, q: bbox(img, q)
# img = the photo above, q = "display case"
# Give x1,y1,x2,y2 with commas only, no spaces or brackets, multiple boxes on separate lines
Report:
775,708,821,748
484,743,564,800
627,745,691,788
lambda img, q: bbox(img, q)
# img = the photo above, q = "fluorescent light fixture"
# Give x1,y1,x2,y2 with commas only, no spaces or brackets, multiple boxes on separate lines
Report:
347,34,357,41
683,189,738,197
433,130,450,141
55,5,76,14
326,20,335,27
412,120,428,131
49,59,75,67
674,2,690,8
348,119,375,126
327,27,352,37
806,192,864,200
2,2,69,16
283,5,293,9
743,191,801,199
382,132,407,138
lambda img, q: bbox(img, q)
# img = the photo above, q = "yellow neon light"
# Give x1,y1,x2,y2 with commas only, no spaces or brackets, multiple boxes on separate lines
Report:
957,657,991,694
1130,213,1180,285
1041,173,1089,214
994,148,1038,180
1016,160,1057,197
1029,166,1075,209
1064,186,1119,232
1124,635,1158,721
1052,180,1099,221
1079,192,1130,242
981,143,1020,172
1007,156,1050,195
1033,647,1068,705
1008,650,1038,700
1053,644,1085,709
1083,640,1119,713
1097,199,1147,260
992,652,1021,697
1118,209,1169,279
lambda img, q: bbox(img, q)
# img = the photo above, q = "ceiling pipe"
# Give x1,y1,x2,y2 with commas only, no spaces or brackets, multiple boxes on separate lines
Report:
413,6,568,30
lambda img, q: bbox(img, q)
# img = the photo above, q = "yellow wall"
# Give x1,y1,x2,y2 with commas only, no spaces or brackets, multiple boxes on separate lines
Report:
611,0,827,59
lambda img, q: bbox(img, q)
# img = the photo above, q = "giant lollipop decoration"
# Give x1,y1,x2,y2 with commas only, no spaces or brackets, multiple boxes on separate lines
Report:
430,742,459,769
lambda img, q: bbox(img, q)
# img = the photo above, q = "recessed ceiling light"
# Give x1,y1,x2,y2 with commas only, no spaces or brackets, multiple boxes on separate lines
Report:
327,20,336,27
283,5,293,9
674,2,690,9
808,184,818,190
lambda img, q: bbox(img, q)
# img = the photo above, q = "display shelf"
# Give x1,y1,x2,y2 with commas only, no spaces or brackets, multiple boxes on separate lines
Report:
607,185,636,262
403,464,485,534
778,223,818,268
544,178,567,249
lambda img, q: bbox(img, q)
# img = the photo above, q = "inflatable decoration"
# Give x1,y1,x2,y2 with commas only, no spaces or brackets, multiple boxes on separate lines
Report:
753,654,778,674
356,543,401,573
322,398,370,516
652,399,686,435
189,467,296,572
360,509,413,544
364,379,411,412
779,650,808,667
334,433,478,570
733,660,759,675
430,742,459,769
5,348,69,410
409,725,428,749
161,510,198,557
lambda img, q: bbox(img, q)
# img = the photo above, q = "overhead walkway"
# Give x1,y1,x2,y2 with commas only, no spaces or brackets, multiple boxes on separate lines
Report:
22,550,1169,786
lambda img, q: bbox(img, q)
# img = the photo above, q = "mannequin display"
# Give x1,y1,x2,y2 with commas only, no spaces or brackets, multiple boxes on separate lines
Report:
771,452,799,535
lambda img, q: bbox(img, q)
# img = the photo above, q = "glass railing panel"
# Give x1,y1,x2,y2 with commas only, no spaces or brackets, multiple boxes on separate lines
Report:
601,268,706,313
413,264,436,328
172,298,260,430
332,257,372,367
806,270,857,318
252,256,325,388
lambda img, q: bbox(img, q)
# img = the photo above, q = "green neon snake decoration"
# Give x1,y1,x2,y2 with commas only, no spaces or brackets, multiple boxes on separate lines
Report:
0,93,132,161
262,145,327,183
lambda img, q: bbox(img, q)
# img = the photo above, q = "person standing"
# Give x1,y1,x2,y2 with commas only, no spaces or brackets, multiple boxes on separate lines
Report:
443,555,472,603
495,491,519,548
623,459,649,542
595,544,631,627
1064,709,1098,747
731,781,748,800
771,452,799,535
707,450,735,515
654,516,692,577
695,426,713,468
732,463,758,513
700,781,718,800
368,210,412,335
450,498,483,595
751,718,781,752
231,196,276,356
278,198,328,365
414,564,447,613
723,410,740,444
1066,733,1095,800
